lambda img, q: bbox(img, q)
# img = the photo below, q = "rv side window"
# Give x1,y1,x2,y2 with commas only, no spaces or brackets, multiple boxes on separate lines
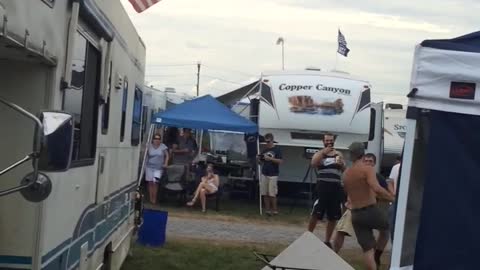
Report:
131,87,143,146
101,61,113,135
63,31,101,163
120,78,128,142
369,108,376,141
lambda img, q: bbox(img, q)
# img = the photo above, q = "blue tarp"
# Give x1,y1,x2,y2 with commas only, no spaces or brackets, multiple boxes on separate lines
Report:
152,95,258,133
421,31,480,53
414,110,480,270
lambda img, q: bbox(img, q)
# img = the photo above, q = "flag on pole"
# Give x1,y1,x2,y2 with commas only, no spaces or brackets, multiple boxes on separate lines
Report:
129,0,161,13
337,30,350,57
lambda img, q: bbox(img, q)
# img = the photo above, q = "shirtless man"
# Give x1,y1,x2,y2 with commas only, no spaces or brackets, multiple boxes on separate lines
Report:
343,142,395,270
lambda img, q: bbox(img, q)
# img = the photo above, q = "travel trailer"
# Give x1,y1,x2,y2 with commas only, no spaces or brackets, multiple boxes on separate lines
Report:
141,86,194,142
218,70,382,194
0,1,145,270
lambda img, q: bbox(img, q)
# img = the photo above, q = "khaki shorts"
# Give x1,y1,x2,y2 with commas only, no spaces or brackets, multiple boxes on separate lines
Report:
336,209,354,236
260,175,278,197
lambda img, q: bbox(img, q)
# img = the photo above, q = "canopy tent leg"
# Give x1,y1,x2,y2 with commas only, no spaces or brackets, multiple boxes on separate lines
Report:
258,74,263,216
257,137,262,215
137,124,155,187
390,118,417,268
198,130,204,157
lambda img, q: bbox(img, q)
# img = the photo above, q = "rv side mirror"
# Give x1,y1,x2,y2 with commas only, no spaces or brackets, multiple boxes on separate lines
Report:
38,111,74,172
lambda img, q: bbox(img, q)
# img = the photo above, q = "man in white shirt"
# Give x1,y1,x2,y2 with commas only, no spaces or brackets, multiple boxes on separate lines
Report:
387,155,401,241
387,156,401,195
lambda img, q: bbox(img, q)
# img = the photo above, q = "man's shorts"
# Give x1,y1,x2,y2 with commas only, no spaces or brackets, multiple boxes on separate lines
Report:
311,181,344,221
336,209,354,236
351,204,389,252
260,175,278,197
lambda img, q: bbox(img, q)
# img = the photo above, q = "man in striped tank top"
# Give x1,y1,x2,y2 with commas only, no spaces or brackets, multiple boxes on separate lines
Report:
307,133,346,249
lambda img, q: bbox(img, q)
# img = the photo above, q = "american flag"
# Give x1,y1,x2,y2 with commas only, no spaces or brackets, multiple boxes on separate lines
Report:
337,30,350,57
129,0,161,13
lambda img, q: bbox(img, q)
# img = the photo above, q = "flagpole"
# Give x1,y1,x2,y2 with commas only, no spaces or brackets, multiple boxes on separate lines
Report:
335,27,339,71
335,52,339,71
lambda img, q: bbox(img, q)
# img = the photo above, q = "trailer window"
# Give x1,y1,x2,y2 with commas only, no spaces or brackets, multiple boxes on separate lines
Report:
63,31,100,164
131,87,143,146
101,61,112,135
120,78,128,142
291,132,325,141
369,107,376,141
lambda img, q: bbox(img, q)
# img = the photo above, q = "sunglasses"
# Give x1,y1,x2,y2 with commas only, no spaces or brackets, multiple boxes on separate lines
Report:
153,138,161,140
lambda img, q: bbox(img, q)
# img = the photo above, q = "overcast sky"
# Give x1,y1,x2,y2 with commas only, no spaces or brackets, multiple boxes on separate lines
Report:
120,0,477,104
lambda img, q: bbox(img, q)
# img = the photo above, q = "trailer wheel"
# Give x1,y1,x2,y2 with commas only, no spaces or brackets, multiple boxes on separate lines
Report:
102,243,112,270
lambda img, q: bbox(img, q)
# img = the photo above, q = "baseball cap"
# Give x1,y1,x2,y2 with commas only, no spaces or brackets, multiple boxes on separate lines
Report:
348,142,365,160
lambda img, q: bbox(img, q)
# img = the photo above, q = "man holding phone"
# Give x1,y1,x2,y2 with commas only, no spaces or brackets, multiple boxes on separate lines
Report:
258,133,283,215
308,133,346,248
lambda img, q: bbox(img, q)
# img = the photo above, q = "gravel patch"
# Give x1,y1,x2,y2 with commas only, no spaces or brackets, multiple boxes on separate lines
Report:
166,216,360,249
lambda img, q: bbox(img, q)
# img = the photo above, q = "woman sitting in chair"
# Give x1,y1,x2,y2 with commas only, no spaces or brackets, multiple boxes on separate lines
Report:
187,163,219,212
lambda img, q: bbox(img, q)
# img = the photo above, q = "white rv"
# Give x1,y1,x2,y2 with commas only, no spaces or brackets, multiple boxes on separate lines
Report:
219,70,382,192
0,1,145,270
142,86,194,135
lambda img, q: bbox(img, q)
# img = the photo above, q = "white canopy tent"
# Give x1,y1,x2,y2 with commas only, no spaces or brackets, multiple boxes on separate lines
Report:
390,31,480,270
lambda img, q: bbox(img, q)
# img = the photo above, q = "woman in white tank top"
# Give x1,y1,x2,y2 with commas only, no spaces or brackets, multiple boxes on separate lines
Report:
145,134,169,204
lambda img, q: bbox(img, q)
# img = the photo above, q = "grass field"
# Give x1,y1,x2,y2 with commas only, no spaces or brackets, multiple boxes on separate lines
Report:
122,237,366,270
133,196,391,270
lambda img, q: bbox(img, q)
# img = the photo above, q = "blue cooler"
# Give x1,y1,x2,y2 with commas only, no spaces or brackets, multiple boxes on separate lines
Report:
137,209,168,247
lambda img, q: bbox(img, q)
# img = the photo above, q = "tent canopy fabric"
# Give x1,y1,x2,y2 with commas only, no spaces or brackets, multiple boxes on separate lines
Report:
413,110,480,270
421,31,480,53
408,31,480,116
152,95,258,133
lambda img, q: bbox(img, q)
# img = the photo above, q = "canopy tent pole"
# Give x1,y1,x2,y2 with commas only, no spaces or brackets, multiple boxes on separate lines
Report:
197,129,204,159
390,118,417,268
137,124,155,187
257,137,262,215
258,73,263,215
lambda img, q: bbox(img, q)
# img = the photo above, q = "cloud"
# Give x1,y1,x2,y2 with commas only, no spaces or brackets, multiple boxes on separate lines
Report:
185,41,208,49
120,0,477,98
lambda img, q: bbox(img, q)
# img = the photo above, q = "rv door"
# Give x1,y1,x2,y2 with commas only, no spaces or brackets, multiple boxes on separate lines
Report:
366,102,384,172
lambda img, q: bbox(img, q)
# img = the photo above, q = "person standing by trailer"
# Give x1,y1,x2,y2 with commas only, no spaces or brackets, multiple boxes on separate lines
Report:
145,134,169,204
172,128,198,164
387,155,401,241
308,133,346,248
258,133,283,215
333,153,390,255
343,142,395,270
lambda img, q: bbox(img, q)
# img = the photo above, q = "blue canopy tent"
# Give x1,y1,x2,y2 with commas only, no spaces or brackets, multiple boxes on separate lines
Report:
139,95,261,211
391,32,480,270
152,95,258,133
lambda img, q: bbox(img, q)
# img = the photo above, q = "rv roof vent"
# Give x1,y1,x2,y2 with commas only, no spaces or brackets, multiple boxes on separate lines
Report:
165,87,176,93
385,103,403,109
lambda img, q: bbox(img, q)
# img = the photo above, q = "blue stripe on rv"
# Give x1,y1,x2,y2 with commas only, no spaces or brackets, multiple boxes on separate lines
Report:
0,181,137,270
